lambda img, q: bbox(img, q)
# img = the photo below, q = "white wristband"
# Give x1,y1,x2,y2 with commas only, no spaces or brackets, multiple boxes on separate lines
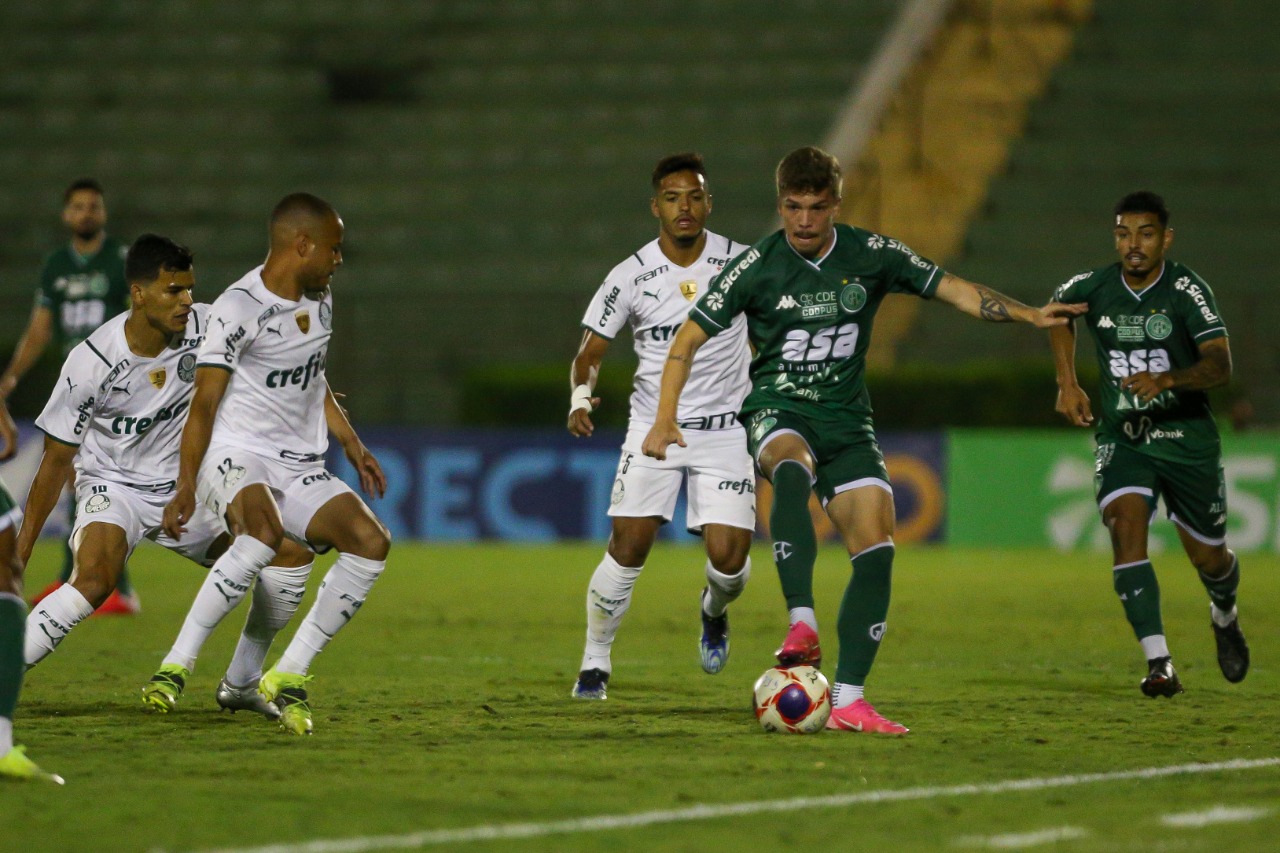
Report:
570,384,593,415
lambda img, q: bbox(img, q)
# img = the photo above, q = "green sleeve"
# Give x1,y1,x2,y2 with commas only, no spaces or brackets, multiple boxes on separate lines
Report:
690,245,760,336
1178,270,1228,344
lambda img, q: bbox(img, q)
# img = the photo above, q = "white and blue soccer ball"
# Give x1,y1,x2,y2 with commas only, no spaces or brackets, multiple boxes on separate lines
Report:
753,665,830,734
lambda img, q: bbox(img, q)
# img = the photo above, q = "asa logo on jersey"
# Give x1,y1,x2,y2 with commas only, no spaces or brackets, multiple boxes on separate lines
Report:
110,399,190,436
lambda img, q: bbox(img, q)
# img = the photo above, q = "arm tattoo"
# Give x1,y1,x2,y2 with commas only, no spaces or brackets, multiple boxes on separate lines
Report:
976,287,1013,322
667,353,688,363
1169,345,1231,390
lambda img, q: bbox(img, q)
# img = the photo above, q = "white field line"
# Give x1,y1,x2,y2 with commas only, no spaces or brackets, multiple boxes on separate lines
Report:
954,826,1089,848
1161,805,1274,828
183,757,1280,853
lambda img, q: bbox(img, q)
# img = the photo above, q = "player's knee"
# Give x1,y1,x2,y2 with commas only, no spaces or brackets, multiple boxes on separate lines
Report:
0,553,21,597
350,519,391,561
71,562,117,607
706,534,751,574
243,514,285,552
1189,545,1231,577
607,538,651,568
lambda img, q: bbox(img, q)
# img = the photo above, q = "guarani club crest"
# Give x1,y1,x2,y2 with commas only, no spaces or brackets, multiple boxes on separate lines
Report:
1145,312,1172,340
839,280,867,313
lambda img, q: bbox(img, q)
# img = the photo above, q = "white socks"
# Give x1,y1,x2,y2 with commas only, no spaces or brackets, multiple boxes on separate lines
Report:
702,557,750,618
1211,604,1237,629
276,553,385,676
831,682,864,709
164,536,277,670
25,585,94,667
223,562,313,688
580,552,643,673
788,606,818,633
1140,634,1171,661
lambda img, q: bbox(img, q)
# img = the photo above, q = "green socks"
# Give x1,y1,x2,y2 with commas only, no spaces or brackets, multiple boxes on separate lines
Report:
0,594,26,722
769,461,818,610
1199,552,1240,618
1113,560,1163,640
835,544,894,687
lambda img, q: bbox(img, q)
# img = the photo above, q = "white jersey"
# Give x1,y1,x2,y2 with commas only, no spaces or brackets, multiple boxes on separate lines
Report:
581,231,751,427
36,306,210,487
197,266,332,462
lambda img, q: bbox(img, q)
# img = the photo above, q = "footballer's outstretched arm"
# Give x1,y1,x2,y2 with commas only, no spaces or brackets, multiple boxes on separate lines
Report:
325,382,385,499
1050,321,1093,427
163,366,231,539
1121,336,1232,403
640,319,710,461
0,305,53,399
568,330,609,438
15,437,78,566
935,274,1086,327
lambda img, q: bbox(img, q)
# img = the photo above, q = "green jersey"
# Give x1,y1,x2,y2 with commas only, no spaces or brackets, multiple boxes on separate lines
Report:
36,236,130,356
1053,260,1227,462
691,223,943,426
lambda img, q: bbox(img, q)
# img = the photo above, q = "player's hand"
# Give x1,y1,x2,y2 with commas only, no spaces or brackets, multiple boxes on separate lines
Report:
163,484,196,540
567,398,600,437
1055,382,1094,427
1121,370,1172,404
1031,301,1089,328
345,440,387,499
640,420,685,461
0,400,17,461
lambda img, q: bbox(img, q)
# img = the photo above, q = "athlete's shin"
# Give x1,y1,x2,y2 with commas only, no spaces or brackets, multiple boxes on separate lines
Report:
582,552,643,671
23,584,94,667
1113,559,1164,642
769,461,817,609
834,543,894,686
276,553,384,676
224,562,312,687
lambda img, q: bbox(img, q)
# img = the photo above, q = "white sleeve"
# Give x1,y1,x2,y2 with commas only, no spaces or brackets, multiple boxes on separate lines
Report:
579,264,634,341
197,295,258,372
34,348,100,446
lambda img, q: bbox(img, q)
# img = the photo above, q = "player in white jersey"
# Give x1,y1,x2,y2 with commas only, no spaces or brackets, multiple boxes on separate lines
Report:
152,193,390,735
15,235,313,720
568,153,755,700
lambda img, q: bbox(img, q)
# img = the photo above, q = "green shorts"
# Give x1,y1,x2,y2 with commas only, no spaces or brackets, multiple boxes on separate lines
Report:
744,407,889,506
1094,441,1226,544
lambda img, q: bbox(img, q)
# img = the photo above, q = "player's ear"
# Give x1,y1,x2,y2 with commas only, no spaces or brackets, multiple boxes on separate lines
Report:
650,195,660,219
295,233,312,259
129,280,146,309
1163,227,1173,251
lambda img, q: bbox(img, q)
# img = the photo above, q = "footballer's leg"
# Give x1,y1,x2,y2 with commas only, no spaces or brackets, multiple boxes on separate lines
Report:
1102,492,1180,697
697,525,751,676
1177,530,1248,683
261,491,389,734
822,484,907,735
756,430,821,667
219,538,314,717
26,521,128,668
574,516,660,699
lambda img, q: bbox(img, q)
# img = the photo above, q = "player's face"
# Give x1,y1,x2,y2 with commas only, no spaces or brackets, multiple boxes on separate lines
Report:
1114,212,1171,279
779,188,840,259
300,213,344,292
136,268,196,335
62,189,106,241
651,170,710,245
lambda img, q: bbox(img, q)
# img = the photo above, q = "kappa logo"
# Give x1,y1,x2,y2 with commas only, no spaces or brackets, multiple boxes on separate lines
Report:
775,294,800,310
1097,316,1115,329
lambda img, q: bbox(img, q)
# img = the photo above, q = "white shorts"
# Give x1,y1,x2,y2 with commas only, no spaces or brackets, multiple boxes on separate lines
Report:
71,478,225,567
609,425,756,534
197,443,354,551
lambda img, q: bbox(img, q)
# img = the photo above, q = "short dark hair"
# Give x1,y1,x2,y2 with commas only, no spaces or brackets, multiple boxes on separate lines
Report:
651,152,706,190
125,234,194,284
776,146,842,198
271,192,336,227
1114,191,1169,228
64,178,104,204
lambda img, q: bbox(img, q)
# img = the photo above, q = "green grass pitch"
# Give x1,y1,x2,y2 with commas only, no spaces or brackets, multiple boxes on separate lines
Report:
5,541,1278,852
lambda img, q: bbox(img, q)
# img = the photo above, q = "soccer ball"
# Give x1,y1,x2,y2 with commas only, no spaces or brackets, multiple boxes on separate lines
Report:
753,665,831,734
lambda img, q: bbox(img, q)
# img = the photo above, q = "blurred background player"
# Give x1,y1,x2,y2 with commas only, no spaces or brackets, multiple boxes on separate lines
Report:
17,235,313,721
0,400,62,783
0,179,139,615
1050,191,1248,698
155,193,390,735
568,153,754,700
643,146,1084,734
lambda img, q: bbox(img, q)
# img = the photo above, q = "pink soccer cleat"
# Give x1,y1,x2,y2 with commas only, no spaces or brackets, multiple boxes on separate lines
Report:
774,621,822,667
825,699,909,735
92,588,141,617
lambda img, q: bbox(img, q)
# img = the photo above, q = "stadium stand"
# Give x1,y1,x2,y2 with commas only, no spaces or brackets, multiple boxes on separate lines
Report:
905,0,1279,420
0,0,902,423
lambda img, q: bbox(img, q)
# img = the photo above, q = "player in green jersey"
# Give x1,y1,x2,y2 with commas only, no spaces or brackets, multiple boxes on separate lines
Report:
0,179,139,615
1050,191,1248,698
0,400,62,783
643,146,1084,734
